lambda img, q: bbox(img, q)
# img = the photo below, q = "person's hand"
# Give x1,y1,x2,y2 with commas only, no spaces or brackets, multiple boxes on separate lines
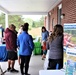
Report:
17,47,20,50
14,49,17,52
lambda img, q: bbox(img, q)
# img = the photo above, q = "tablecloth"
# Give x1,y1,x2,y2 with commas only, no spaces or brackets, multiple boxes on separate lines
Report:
39,70,65,75
0,44,8,61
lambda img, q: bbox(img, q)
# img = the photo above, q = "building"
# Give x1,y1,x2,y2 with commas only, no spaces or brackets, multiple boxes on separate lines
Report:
44,0,76,31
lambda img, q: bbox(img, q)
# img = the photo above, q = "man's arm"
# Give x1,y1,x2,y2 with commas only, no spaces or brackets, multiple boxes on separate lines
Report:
28,35,34,51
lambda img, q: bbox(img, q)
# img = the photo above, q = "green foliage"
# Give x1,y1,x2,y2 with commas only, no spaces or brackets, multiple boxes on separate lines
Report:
23,18,33,30
39,16,45,26
0,13,45,31
0,13,5,28
24,18,33,25
23,16,44,28
32,16,45,28
8,15,25,31
32,21,35,27
0,13,25,30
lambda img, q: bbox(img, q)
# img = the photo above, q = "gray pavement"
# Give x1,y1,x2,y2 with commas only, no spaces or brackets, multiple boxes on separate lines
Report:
0,55,44,75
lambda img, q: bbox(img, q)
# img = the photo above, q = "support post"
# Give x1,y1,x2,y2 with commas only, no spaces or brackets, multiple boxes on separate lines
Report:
5,14,8,28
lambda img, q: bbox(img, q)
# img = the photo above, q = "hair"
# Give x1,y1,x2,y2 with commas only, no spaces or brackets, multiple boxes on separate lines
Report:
20,25,23,27
23,23,29,31
41,26,46,32
9,24,15,28
20,25,23,30
49,24,63,42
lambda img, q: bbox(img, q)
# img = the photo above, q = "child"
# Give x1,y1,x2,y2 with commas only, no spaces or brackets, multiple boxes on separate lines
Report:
17,25,23,65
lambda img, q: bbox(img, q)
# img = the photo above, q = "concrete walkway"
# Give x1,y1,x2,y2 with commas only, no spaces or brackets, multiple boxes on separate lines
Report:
0,55,44,75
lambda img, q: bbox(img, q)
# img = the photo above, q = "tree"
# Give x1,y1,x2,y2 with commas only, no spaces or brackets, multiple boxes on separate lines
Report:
8,15,24,30
0,13,5,28
39,16,45,27
0,13,25,30
31,16,45,27
0,13,45,30
32,21,35,27
24,18,33,25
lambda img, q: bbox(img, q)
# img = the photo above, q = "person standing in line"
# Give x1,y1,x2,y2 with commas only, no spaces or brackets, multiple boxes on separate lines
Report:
17,23,34,75
13,25,18,35
17,25,23,36
41,26,49,60
0,24,4,38
5,24,19,72
47,24,63,69
17,25,23,65
0,24,5,44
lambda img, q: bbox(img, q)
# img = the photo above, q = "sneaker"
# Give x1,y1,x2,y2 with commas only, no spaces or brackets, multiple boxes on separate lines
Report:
42,58,44,60
10,68,19,73
7,68,11,72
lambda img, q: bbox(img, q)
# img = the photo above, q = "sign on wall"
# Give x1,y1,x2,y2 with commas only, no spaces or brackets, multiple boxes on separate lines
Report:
63,23,76,69
64,23,76,47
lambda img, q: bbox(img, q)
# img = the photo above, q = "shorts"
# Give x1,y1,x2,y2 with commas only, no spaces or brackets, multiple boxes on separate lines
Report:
42,41,46,50
43,50,47,55
7,50,18,60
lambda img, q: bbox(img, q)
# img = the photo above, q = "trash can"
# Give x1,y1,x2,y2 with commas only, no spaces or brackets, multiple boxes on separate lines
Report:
33,42,41,55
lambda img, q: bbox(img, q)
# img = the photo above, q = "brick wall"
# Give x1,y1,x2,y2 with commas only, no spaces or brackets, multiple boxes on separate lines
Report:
49,7,58,31
62,0,76,25
47,0,76,30
44,16,47,27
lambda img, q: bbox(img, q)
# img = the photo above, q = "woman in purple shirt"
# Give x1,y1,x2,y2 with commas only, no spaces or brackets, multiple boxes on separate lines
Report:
47,24,63,69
